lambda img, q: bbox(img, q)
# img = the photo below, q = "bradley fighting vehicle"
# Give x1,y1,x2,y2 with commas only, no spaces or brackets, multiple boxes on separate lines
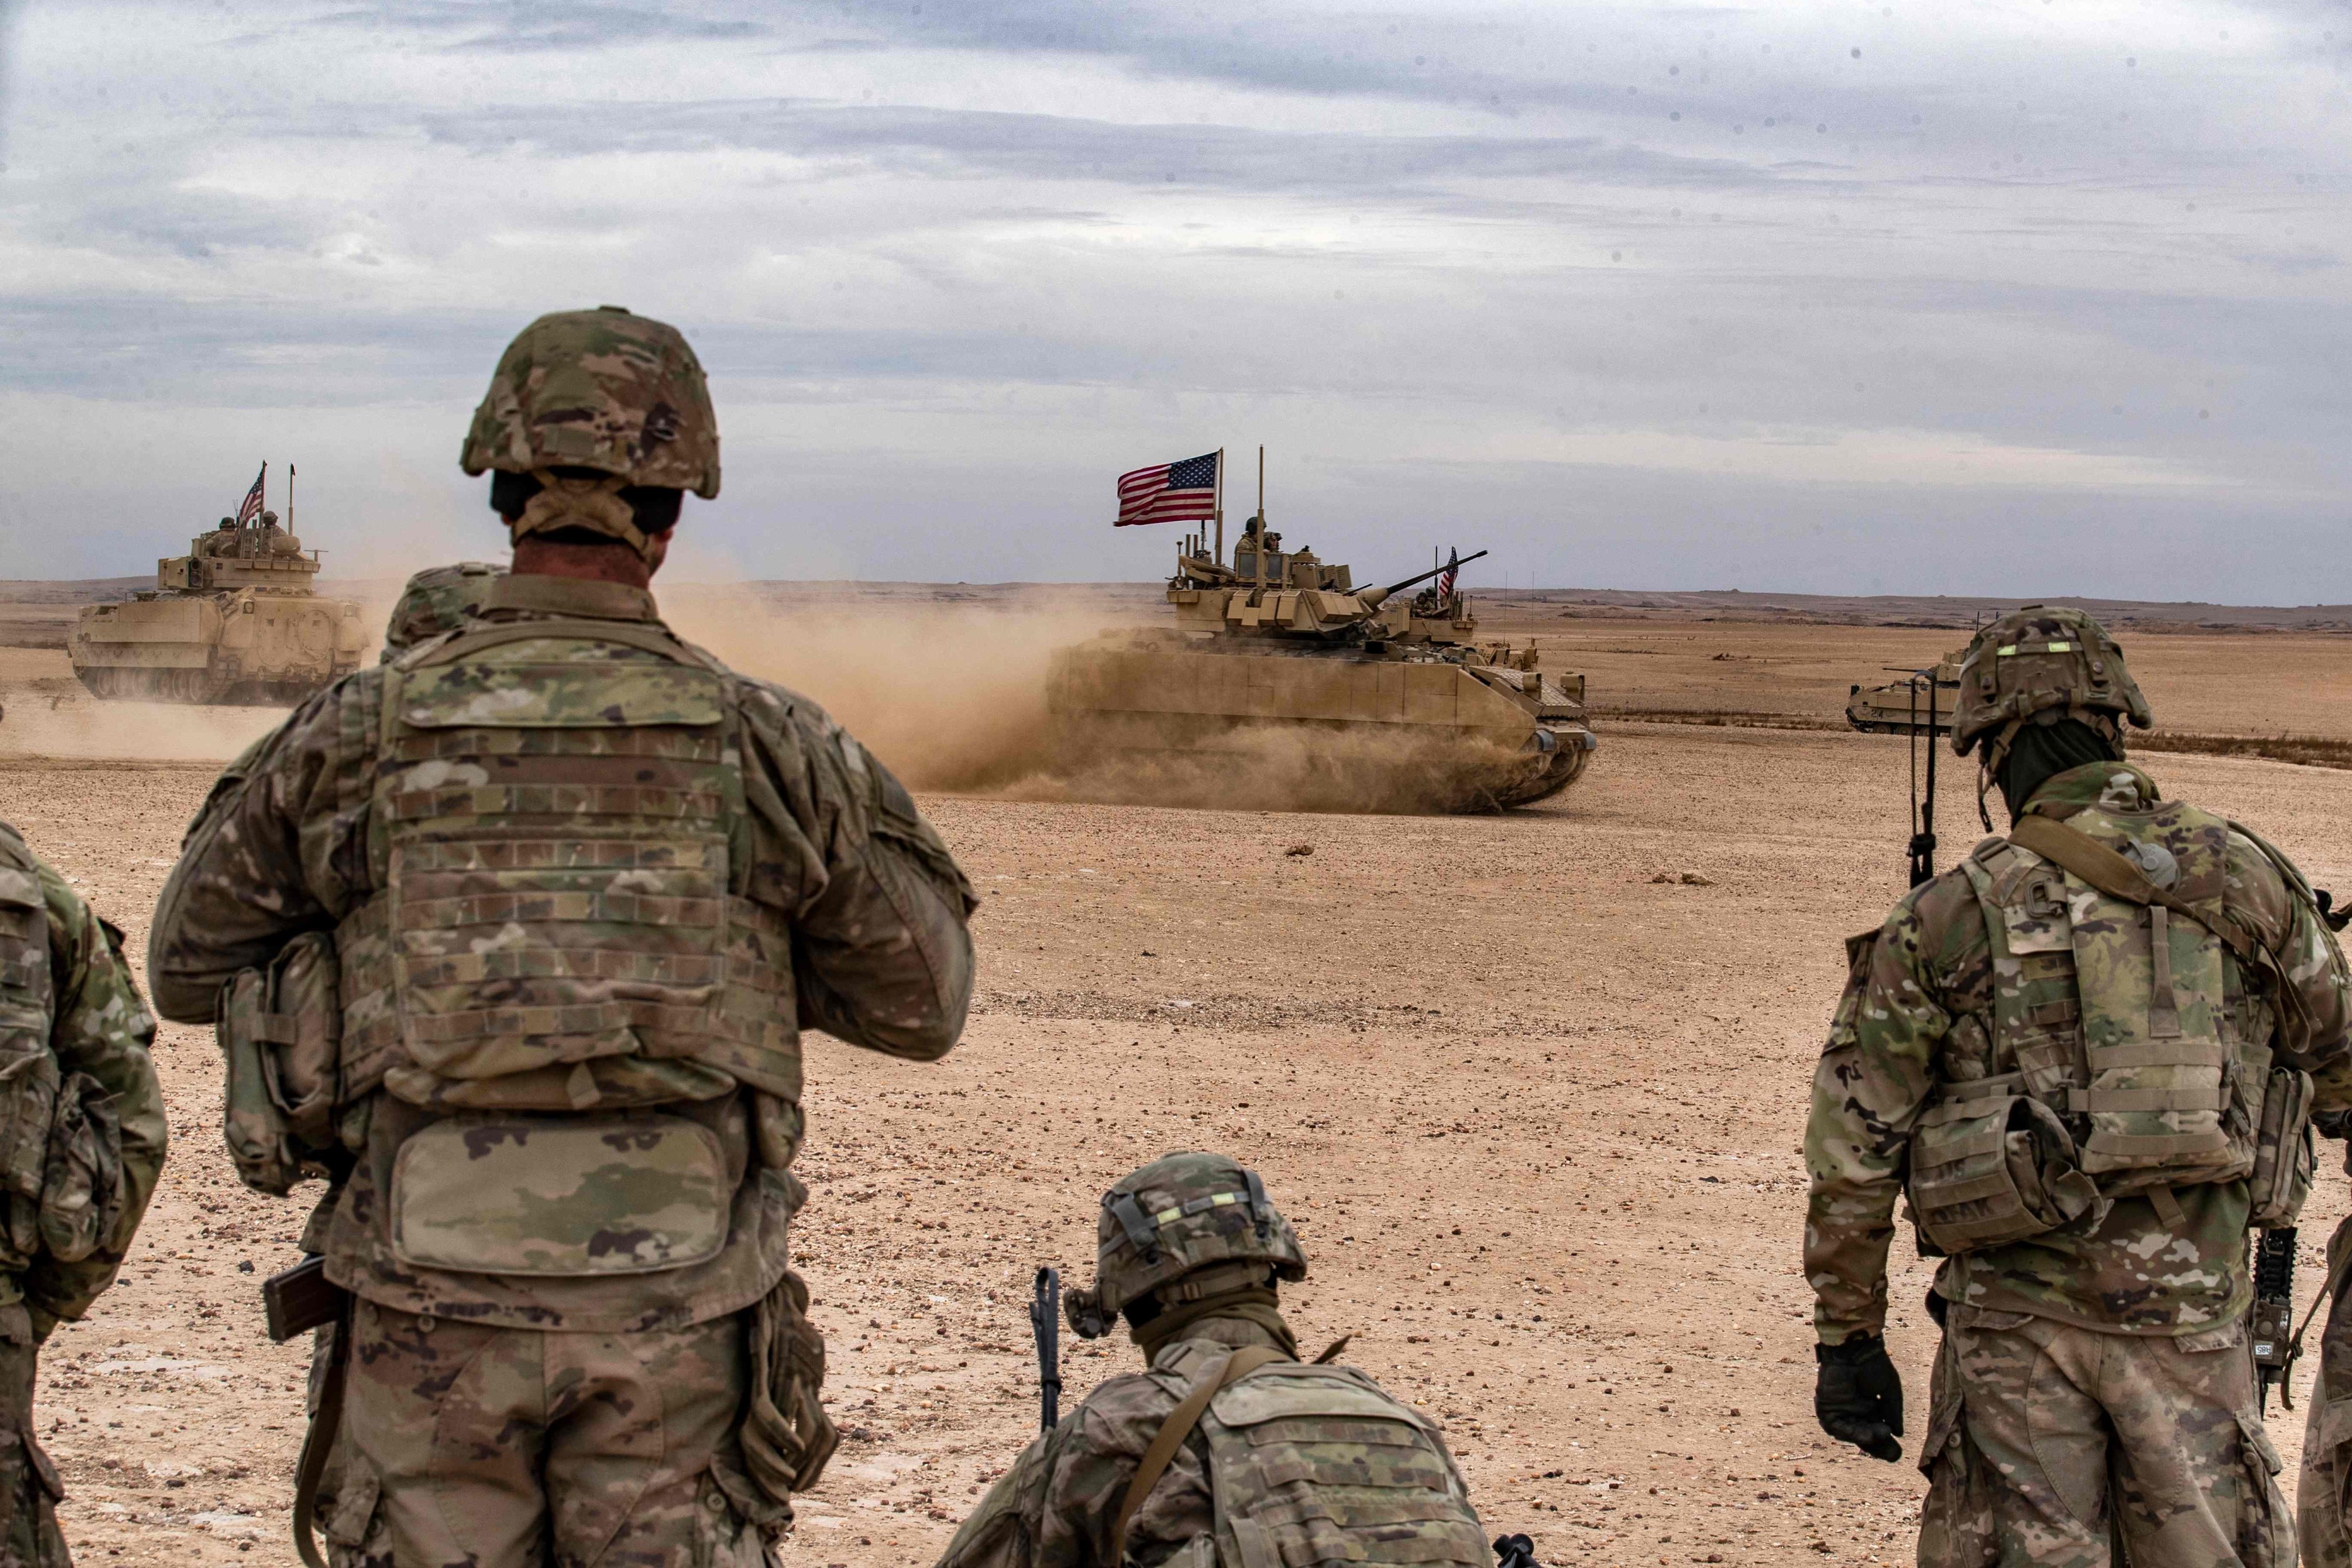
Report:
1047,516,1597,812
1845,649,1965,735
68,508,365,703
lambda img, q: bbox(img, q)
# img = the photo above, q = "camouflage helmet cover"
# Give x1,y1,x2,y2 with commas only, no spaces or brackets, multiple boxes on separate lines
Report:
1064,1152,1307,1339
459,306,720,499
381,562,505,660
1949,604,2153,760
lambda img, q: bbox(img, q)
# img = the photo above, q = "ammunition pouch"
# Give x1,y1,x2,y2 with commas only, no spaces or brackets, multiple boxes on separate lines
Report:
1905,1081,2105,1256
713,1268,837,1528
2247,1065,2318,1229
29,1072,125,1264
217,933,342,1198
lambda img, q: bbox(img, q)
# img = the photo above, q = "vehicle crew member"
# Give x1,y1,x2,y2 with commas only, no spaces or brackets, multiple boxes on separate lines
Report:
937,1152,1489,1568
1803,605,2352,1567
0,821,167,1567
148,306,976,1567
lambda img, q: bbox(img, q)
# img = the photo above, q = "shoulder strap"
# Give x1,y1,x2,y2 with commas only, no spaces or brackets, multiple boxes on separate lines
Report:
2009,814,2253,963
1108,1346,1287,1567
408,617,721,672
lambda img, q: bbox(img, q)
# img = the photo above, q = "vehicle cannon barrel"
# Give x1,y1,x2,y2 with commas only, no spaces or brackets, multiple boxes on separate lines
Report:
1358,550,1489,609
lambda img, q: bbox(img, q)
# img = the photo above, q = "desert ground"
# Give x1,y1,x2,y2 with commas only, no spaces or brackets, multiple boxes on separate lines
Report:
2,592,2350,1568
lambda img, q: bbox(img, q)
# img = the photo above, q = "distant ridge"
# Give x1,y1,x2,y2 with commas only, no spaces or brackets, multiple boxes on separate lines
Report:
3,577,2347,648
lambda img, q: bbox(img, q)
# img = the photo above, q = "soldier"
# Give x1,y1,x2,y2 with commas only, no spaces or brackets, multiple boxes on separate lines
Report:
1803,605,2352,1566
148,305,977,1567
377,561,504,658
938,1153,1490,1568
0,822,167,1567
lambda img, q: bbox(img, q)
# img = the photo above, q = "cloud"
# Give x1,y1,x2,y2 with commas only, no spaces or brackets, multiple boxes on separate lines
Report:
415,98,1779,198
0,0,2346,601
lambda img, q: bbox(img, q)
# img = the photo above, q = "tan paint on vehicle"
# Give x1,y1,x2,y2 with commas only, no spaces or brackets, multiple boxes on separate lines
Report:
68,513,365,704
1049,523,1597,811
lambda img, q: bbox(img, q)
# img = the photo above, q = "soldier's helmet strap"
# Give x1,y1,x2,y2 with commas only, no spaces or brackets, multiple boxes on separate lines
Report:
1107,1191,1163,1264
1243,1167,1272,1238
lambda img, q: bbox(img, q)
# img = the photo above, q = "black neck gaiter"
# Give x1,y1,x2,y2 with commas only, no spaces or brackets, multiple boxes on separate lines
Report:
1996,719,2118,822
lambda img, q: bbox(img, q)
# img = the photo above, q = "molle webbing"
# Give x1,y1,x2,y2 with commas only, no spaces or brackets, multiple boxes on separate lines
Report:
1110,1347,1287,1567
1978,805,2242,1184
337,615,801,1109
2010,813,2253,963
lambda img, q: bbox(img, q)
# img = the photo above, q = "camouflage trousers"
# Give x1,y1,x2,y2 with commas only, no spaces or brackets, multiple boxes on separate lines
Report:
0,1306,65,1568
316,1299,773,1568
2297,1217,2352,1568
1918,1304,2291,1568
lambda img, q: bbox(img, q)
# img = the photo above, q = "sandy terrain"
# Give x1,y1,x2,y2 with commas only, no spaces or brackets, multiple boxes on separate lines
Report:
0,613,2348,1567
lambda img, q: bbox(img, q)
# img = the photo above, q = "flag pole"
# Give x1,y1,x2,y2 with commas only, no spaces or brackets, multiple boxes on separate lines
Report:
1214,448,1225,566
288,464,295,534
1257,445,1264,523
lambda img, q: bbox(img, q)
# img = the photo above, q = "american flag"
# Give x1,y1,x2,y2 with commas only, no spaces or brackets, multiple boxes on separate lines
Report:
1436,548,1460,602
234,464,266,527
1115,451,1218,527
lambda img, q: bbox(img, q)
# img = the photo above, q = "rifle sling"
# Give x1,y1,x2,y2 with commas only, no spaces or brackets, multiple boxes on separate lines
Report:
1109,1346,1287,1566
2009,814,2255,964
289,1295,353,1568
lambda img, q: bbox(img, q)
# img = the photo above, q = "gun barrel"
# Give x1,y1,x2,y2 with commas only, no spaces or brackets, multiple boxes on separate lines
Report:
1361,549,1489,609
1030,1266,1062,1430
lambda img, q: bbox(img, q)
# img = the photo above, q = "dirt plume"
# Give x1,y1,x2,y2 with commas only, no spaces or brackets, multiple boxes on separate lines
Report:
661,593,1568,814
661,590,1102,792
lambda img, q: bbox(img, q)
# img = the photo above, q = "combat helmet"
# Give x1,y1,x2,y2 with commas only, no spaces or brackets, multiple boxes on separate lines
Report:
381,562,506,659
459,305,720,557
1064,1152,1307,1339
1949,604,2152,766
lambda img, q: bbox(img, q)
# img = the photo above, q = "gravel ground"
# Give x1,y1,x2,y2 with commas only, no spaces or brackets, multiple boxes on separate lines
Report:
1,622,2349,1568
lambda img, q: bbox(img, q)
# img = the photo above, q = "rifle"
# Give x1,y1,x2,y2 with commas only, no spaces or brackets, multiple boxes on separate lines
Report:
1907,670,1940,889
1030,1265,1062,1431
1493,1534,1543,1568
2253,1227,2297,1412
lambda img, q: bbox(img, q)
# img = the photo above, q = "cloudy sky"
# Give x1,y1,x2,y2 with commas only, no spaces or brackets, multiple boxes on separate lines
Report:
0,1,2345,597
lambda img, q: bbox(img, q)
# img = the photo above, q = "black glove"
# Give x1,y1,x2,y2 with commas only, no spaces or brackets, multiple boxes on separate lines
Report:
1814,1335,1903,1462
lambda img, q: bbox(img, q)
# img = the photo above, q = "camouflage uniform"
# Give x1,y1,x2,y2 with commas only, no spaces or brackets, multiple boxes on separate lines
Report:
0,822,168,1568
2297,1168,2352,1568
939,1155,1488,1568
379,561,504,658
149,308,976,1568
1805,607,2352,1568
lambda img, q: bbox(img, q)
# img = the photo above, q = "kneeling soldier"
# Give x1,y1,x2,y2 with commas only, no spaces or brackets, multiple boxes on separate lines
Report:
940,1153,1488,1568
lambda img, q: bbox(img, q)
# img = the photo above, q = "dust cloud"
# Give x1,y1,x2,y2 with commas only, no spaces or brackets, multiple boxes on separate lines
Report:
661,592,1554,815
662,590,1102,793
0,586,1550,817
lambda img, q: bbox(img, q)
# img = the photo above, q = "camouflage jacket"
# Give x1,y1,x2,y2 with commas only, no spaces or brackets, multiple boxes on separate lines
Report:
1804,762,2352,1343
0,822,167,1331
941,1319,1285,1568
938,1316,1477,1568
147,574,976,1330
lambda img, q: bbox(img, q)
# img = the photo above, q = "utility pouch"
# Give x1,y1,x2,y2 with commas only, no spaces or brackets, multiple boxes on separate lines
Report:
388,1113,730,1276
2248,1065,2318,1228
219,970,303,1197
36,1072,123,1264
1906,1083,2106,1256
218,934,342,1197
729,1268,839,1508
